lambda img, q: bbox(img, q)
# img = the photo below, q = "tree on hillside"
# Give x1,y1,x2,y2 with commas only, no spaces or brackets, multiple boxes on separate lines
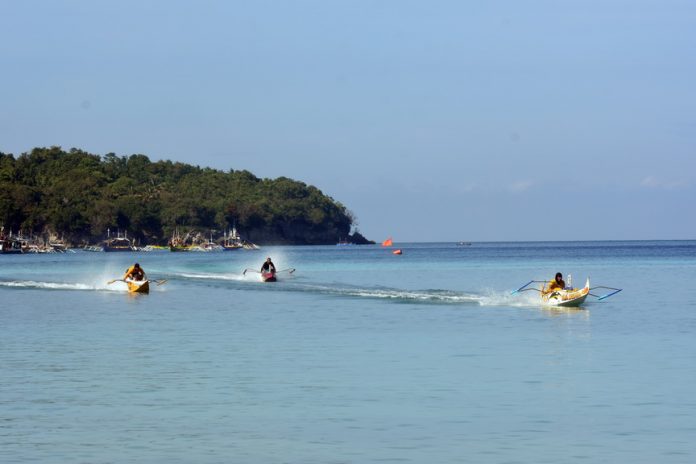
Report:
0,147,363,245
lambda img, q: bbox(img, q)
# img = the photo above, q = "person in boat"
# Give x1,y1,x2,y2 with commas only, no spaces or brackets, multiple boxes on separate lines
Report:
260,257,276,275
544,272,566,294
123,263,146,281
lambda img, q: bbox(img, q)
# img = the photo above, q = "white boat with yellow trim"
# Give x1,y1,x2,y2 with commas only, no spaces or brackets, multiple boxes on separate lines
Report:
541,278,590,307
513,276,621,308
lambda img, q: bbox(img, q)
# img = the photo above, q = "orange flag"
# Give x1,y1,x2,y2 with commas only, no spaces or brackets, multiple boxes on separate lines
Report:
382,237,393,247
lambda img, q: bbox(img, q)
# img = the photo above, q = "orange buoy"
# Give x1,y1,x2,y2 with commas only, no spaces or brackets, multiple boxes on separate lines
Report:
392,249,402,255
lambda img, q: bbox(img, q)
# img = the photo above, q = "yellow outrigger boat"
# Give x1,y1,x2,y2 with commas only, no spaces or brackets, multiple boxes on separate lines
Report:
107,276,165,294
513,277,621,308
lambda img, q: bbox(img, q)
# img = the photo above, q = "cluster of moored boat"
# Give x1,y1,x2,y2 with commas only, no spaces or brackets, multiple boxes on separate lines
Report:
0,231,71,254
85,228,260,253
1,227,260,254
167,228,259,252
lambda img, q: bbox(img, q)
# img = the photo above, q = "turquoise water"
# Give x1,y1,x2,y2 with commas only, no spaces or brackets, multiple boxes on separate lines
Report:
1,242,695,463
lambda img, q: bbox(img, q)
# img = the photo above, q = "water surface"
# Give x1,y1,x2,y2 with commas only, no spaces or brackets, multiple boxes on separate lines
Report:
1,241,695,463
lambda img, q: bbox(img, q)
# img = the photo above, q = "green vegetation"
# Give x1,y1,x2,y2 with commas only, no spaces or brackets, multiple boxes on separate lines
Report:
0,147,371,245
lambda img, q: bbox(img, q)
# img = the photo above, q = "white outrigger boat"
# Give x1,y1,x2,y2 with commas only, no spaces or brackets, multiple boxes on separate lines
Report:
512,276,622,308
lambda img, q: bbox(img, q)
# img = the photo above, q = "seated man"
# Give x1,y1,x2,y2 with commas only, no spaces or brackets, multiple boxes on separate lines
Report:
124,263,146,281
260,257,276,274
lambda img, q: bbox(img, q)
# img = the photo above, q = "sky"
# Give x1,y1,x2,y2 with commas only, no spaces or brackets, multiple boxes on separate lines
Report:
1,0,695,241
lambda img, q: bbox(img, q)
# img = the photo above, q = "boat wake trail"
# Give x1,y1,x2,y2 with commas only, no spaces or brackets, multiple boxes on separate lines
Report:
296,284,539,307
300,284,486,304
0,280,122,292
164,271,538,307
177,272,249,282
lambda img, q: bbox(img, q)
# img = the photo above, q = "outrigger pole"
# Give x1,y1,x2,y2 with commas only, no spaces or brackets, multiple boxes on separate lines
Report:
589,286,623,300
107,279,167,286
511,280,547,295
512,280,623,301
243,268,295,275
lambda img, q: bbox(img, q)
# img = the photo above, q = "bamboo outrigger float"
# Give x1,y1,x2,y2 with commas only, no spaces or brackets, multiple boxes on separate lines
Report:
512,276,622,308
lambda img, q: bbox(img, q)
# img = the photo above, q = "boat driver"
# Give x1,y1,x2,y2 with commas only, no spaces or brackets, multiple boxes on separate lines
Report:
260,257,276,274
124,263,146,281
545,272,566,293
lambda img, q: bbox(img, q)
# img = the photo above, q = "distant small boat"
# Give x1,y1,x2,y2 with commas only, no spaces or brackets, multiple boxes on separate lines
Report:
195,232,223,252
392,249,402,255
142,245,168,252
457,241,472,246
169,244,193,252
222,227,243,250
0,229,23,254
382,237,393,247
49,236,69,252
126,279,150,294
197,243,223,252
104,237,135,252
242,241,260,250
169,228,192,252
103,230,135,252
0,238,23,254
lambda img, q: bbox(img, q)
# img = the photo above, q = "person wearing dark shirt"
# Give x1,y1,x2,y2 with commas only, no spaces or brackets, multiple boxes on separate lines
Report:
261,257,276,274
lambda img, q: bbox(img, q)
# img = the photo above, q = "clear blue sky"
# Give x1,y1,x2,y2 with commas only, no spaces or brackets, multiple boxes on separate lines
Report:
2,1,694,241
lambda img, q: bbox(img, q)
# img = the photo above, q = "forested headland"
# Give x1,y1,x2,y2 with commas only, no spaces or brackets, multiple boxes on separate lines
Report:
0,147,372,245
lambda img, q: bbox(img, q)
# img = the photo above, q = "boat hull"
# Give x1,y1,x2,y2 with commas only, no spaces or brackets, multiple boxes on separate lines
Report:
169,245,192,252
1,240,24,254
261,272,276,282
0,248,23,254
126,279,150,294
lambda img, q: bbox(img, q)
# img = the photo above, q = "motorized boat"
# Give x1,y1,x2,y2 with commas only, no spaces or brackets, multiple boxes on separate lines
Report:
104,236,135,252
222,227,243,250
126,279,150,294
102,229,136,252
192,231,223,252
0,238,23,254
541,278,590,307
169,228,193,251
196,241,223,252
512,276,621,308
243,267,294,281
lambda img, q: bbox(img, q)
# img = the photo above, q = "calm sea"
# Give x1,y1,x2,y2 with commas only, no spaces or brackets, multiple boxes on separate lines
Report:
1,241,695,463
